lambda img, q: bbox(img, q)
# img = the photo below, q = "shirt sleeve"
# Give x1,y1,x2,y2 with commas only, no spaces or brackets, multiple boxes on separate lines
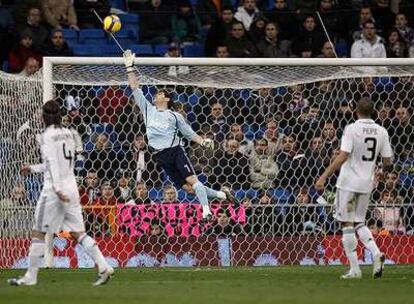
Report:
30,163,46,173
340,126,353,153
132,88,153,123
381,130,393,158
176,113,196,141
43,133,63,193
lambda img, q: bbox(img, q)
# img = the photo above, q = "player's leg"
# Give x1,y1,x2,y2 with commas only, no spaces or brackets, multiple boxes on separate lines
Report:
334,189,361,279
44,231,54,268
182,183,228,201
354,193,385,278
185,175,212,219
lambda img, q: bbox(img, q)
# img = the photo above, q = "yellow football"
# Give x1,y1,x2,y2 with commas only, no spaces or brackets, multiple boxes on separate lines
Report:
103,15,122,33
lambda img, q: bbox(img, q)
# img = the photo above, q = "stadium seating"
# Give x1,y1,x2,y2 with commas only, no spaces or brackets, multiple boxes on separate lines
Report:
128,44,153,56
72,44,98,56
182,44,205,57
111,0,127,11
79,29,106,44
61,29,78,46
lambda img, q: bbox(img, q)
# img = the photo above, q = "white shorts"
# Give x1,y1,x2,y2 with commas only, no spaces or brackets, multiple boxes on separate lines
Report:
33,190,85,234
334,188,370,223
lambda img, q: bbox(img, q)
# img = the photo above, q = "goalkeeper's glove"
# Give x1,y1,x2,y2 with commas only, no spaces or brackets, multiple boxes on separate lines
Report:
201,138,214,149
123,50,135,73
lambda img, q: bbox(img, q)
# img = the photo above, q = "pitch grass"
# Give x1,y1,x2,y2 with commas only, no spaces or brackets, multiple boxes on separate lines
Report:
1,265,413,304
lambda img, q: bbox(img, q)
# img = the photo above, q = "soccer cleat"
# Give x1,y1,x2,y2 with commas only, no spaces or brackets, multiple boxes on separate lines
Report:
222,186,235,203
92,267,114,286
373,253,385,279
7,277,37,286
340,270,362,279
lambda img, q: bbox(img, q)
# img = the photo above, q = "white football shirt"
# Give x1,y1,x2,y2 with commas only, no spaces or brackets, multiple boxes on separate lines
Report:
336,119,393,193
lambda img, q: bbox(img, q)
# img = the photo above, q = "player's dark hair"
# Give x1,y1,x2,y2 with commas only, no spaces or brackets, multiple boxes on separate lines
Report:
42,100,61,127
356,97,374,117
157,89,176,110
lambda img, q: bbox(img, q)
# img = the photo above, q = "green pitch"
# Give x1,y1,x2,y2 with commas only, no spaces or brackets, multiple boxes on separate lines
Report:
1,266,413,304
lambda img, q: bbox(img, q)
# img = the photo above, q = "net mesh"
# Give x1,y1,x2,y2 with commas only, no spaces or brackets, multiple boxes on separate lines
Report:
1,63,414,268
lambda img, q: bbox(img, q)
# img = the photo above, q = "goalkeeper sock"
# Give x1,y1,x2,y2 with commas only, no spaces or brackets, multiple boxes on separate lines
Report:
193,182,211,217
26,238,45,280
78,234,108,273
342,227,360,273
204,186,226,200
44,232,54,268
356,224,381,257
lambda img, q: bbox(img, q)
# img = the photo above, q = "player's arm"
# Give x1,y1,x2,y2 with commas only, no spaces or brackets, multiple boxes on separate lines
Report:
43,133,69,202
20,163,47,175
176,114,214,149
315,151,349,191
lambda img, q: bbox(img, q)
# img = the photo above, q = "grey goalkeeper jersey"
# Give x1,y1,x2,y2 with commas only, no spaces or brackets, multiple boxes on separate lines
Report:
132,88,196,151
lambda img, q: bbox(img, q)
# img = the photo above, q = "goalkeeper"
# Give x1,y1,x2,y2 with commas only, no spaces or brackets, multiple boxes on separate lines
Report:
123,50,232,220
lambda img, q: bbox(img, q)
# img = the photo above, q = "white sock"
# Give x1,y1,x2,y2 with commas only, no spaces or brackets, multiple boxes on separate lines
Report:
204,187,226,200
78,234,108,272
193,182,211,216
356,224,381,257
26,238,45,280
44,232,54,267
342,227,360,272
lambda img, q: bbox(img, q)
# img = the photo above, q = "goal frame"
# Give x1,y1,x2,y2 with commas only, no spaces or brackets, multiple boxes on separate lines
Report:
42,57,414,103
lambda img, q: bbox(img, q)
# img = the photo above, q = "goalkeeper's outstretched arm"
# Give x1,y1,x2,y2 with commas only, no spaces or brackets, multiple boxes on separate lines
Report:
124,50,139,90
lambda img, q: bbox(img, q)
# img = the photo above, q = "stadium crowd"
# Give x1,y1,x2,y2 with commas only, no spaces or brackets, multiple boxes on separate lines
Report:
0,0,413,238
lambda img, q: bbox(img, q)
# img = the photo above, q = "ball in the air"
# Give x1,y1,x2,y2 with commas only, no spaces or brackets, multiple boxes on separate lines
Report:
103,15,122,33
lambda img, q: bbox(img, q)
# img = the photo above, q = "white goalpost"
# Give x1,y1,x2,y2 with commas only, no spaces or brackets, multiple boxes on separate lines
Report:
1,57,414,268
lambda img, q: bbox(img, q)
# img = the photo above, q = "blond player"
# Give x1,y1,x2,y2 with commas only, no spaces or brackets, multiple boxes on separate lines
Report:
315,97,393,279
8,100,113,286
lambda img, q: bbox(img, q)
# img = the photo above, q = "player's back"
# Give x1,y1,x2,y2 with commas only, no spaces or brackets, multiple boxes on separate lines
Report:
337,119,393,193
41,126,78,195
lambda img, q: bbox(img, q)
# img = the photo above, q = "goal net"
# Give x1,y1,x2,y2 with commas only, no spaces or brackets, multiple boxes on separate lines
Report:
1,58,413,268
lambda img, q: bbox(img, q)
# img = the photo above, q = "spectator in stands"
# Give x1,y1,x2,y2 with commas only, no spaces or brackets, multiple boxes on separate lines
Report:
226,20,259,57
394,13,413,46
248,15,268,44
292,15,325,57
210,138,250,189
374,189,405,234
253,189,281,234
171,0,202,44
41,0,79,30
227,123,253,156
196,0,232,28
293,105,321,151
303,136,328,187
162,185,178,203
74,0,110,29
245,88,282,129
204,102,229,142
8,29,42,73
351,6,374,41
371,0,395,33
17,6,48,52
265,0,296,40
114,170,133,204
321,120,338,153
43,29,74,56
18,57,40,77
257,22,290,57
317,41,336,58
216,44,230,57
190,131,217,175
140,0,173,44
205,6,234,56
249,138,278,189
165,43,189,76
80,170,100,206
205,208,244,236
385,28,408,57
351,20,386,58
89,180,116,235
263,120,283,155
390,106,413,159
234,0,261,31
317,0,345,41
376,102,392,129
128,182,152,205
84,133,122,180
149,219,166,237
0,183,27,207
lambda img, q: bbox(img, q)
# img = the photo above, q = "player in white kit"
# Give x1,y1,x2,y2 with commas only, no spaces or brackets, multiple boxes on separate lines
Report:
8,100,114,286
315,97,393,279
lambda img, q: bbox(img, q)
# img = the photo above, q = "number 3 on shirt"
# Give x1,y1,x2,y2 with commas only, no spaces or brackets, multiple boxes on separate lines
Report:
362,137,377,162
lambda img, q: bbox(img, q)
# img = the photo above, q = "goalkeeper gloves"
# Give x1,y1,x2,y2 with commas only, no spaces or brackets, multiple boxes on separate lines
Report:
201,138,214,149
123,50,135,73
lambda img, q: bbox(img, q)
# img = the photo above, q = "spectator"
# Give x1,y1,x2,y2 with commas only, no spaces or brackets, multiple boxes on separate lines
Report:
234,0,261,31
265,0,297,40
162,185,178,203
196,0,232,28
165,43,190,76
317,0,345,41
226,21,259,57
394,13,413,47
371,0,395,32
140,0,173,44
303,136,328,187
210,138,250,189
390,106,413,159
149,219,166,237
263,120,283,155
8,29,42,73
87,181,116,235
293,105,321,151
249,138,278,189
374,190,405,234
41,0,79,30
204,6,234,57
18,57,40,77
293,0,318,12
127,182,152,205
114,170,133,203
375,103,392,129
216,44,230,57
321,121,339,153
317,41,336,58
385,28,408,57
205,208,244,236
204,102,229,142
80,170,100,206
227,123,253,156
351,6,374,41
248,15,268,44
171,0,202,44
74,0,110,29
351,20,386,58
292,15,325,57
257,22,290,57
17,6,48,52
245,88,282,129
43,29,74,56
